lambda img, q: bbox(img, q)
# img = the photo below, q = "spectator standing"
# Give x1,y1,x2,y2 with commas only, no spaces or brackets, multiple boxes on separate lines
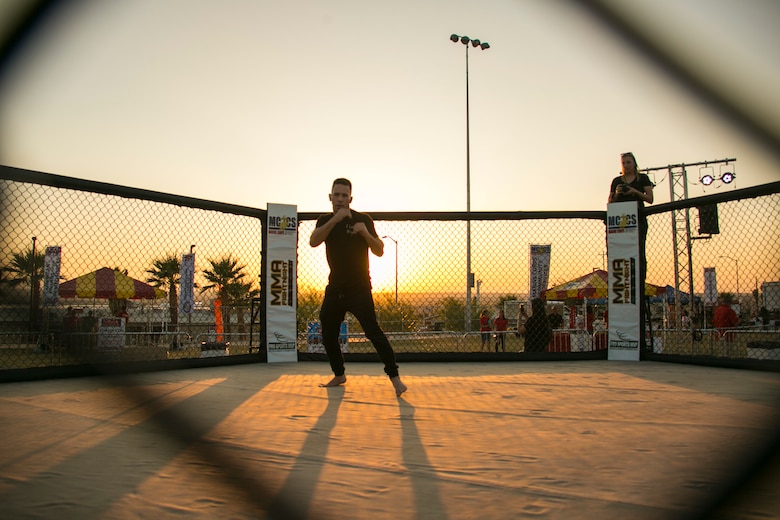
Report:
479,309,492,351
80,310,97,350
608,152,654,349
518,298,552,352
493,309,509,352
760,307,770,329
63,306,80,351
548,306,564,329
516,305,528,337
713,294,739,342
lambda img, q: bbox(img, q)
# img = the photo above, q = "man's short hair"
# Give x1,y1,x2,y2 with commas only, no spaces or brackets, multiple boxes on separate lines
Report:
332,178,352,191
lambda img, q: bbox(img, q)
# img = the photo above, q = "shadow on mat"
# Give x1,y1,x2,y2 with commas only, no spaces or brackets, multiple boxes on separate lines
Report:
0,370,295,519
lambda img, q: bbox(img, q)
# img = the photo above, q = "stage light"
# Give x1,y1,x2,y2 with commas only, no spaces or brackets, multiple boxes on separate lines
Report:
700,172,735,186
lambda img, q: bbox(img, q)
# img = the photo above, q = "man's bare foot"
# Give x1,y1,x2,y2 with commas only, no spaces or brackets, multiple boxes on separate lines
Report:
319,375,347,388
391,376,407,397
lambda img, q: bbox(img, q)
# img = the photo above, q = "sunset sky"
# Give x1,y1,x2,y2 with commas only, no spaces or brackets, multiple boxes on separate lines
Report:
1,0,778,216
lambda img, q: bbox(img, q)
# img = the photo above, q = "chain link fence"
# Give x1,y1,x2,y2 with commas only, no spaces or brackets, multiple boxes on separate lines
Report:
0,167,266,372
1,167,778,378
297,211,606,357
644,184,780,363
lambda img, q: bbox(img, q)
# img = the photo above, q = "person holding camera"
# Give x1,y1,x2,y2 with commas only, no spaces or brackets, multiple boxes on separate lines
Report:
608,152,654,206
607,151,655,263
608,152,655,350
608,152,655,244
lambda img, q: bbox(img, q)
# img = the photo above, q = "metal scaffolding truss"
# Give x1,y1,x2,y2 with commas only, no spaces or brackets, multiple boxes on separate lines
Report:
643,158,736,331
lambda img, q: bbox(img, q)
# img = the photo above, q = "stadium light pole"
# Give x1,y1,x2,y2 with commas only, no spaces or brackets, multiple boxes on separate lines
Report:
382,236,398,304
450,33,490,332
29,236,37,333
719,255,739,302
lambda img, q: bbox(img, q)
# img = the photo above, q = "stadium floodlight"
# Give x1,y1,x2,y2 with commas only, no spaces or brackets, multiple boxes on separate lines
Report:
449,33,490,331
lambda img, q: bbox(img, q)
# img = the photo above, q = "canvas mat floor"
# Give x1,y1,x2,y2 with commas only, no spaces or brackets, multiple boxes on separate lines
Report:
1,360,778,519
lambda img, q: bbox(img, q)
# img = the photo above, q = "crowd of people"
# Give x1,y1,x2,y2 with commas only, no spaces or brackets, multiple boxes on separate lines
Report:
477,300,599,353
62,306,98,351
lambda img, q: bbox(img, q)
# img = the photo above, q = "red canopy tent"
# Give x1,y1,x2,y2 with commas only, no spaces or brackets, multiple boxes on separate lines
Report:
544,270,666,329
544,269,666,301
58,267,166,300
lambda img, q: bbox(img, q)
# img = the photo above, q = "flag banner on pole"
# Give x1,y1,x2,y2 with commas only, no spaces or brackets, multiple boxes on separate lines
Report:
266,203,298,363
43,246,62,307
529,244,551,301
703,267,718,306
213,299,224,342
179,253,195,316
607,202,641,361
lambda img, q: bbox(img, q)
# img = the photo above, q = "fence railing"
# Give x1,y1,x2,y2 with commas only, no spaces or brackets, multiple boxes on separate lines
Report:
1,166,778,377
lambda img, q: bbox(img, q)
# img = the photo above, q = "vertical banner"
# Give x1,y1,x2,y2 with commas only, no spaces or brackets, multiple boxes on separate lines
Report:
529,244,551,301
213,299,224,342
607,201,641,361
43,246,62,307
266,203,298,363
179,253,195,316
703,267,718,306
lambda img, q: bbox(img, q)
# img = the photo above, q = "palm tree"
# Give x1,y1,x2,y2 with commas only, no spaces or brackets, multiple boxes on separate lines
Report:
225,280,259,335
0,265,8,300
146,255,181,329
5,248,45,314
200,255,248,334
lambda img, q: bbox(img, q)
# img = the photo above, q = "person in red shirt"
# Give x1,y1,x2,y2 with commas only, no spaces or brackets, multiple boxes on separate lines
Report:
493,309,509,352
713,294,739,341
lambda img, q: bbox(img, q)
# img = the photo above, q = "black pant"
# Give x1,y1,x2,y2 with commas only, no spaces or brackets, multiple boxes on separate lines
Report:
639,216,648,350
495,332,506,351
319,285,399,378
